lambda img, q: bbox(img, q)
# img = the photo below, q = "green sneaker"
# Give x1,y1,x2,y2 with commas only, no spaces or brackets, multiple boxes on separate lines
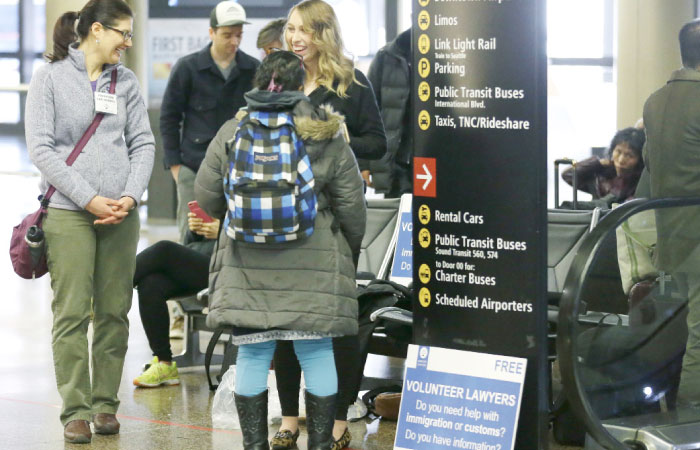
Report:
133,357,180,388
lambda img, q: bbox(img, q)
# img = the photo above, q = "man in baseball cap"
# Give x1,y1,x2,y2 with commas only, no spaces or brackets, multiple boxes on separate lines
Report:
211,0,251,27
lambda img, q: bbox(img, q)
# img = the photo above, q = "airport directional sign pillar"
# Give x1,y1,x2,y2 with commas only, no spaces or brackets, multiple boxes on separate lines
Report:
411,0,548,448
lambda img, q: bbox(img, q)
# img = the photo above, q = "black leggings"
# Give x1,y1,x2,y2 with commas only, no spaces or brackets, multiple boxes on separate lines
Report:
133,240,210,361
274,335,361,421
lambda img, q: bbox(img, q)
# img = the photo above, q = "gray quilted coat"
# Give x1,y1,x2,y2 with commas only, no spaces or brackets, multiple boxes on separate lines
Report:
195,90,366,336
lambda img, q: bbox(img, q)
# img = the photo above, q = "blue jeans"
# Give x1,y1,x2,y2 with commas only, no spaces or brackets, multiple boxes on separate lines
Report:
235,338,337,397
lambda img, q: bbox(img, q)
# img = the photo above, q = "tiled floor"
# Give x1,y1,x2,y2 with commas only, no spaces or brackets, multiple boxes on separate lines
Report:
0,135,582,449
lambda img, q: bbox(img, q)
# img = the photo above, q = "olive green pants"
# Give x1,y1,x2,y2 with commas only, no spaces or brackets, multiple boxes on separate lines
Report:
43,208,139,425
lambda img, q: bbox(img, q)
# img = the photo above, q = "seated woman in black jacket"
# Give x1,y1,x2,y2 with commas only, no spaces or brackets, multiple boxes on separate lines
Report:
562,127,646,207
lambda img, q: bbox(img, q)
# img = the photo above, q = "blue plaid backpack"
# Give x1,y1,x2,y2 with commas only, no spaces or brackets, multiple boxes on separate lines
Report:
224,110,317,243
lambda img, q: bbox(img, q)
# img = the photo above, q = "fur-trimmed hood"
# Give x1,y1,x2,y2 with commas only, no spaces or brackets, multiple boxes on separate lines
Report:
294,103,346,142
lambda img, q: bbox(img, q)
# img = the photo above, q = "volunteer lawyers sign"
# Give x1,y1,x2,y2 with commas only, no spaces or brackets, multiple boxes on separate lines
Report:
411,0,547,447
395,346,526,450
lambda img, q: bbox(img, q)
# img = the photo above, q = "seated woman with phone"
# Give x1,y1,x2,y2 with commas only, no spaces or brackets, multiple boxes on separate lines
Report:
132,201,219,387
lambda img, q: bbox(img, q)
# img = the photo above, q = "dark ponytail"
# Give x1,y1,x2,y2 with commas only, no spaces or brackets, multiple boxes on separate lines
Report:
46,11,79,63
46,0,133,63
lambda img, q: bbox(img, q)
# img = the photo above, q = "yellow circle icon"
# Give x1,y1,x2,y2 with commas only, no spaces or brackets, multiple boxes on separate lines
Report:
418,57,430,78
419,264,431,284
418,110,431,131
419,0,430,7
418,204,431,224
418,81,430,102
419,287,431,307
418,34,430,54
418,11,430,31
418,228,431,248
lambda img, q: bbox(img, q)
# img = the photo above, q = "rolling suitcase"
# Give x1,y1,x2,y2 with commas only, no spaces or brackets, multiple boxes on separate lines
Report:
554,158,578,209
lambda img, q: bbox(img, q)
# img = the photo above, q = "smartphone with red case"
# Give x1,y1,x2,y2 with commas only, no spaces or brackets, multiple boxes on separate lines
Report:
187,200,214,223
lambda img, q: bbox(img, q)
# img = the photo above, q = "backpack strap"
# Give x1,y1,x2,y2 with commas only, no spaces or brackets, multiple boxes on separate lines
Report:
234,108,248,121
225,111,248,155
205,326,228,391
217,335,238,384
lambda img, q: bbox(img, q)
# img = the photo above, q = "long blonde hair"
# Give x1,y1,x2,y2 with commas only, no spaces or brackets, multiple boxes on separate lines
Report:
287,0,358,98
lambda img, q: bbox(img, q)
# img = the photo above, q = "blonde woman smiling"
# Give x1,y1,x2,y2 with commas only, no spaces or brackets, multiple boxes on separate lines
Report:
272,3,386,449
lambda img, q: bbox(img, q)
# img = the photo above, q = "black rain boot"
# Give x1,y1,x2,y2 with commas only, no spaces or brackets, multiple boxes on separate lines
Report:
234,390,270,450
304,390,336,450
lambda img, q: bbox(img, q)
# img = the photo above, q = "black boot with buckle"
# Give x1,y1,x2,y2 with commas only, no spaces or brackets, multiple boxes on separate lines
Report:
234,390,270,450
304,391,336,450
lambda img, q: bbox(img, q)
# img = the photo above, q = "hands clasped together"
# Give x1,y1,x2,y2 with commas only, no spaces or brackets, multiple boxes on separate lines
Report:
86,195,135,225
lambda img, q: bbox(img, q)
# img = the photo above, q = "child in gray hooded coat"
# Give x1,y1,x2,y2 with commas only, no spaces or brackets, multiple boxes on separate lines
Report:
195,50,365,450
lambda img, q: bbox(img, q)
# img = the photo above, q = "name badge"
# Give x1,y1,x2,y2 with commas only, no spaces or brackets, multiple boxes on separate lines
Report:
95,92,118,115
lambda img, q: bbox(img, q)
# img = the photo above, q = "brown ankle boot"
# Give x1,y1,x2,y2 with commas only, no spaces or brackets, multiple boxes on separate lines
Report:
64,420,92,443
93,413,120,435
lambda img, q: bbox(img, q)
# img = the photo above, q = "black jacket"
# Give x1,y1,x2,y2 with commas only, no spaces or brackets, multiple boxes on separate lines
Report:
160,44,259,172
307,69,386,162
361,31,411,193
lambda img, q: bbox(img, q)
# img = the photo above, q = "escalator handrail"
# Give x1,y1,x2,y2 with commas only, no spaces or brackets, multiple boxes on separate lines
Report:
557,196,700,450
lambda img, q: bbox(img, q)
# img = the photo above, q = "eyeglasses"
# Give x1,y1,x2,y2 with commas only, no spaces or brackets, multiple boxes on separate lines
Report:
102,24,133,41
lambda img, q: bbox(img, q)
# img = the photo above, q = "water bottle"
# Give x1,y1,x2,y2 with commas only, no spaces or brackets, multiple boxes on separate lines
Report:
25,225,44,248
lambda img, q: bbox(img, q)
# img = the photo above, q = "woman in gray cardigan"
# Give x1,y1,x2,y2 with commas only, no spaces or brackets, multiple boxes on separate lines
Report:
195,51,365,450
24,0,154,443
